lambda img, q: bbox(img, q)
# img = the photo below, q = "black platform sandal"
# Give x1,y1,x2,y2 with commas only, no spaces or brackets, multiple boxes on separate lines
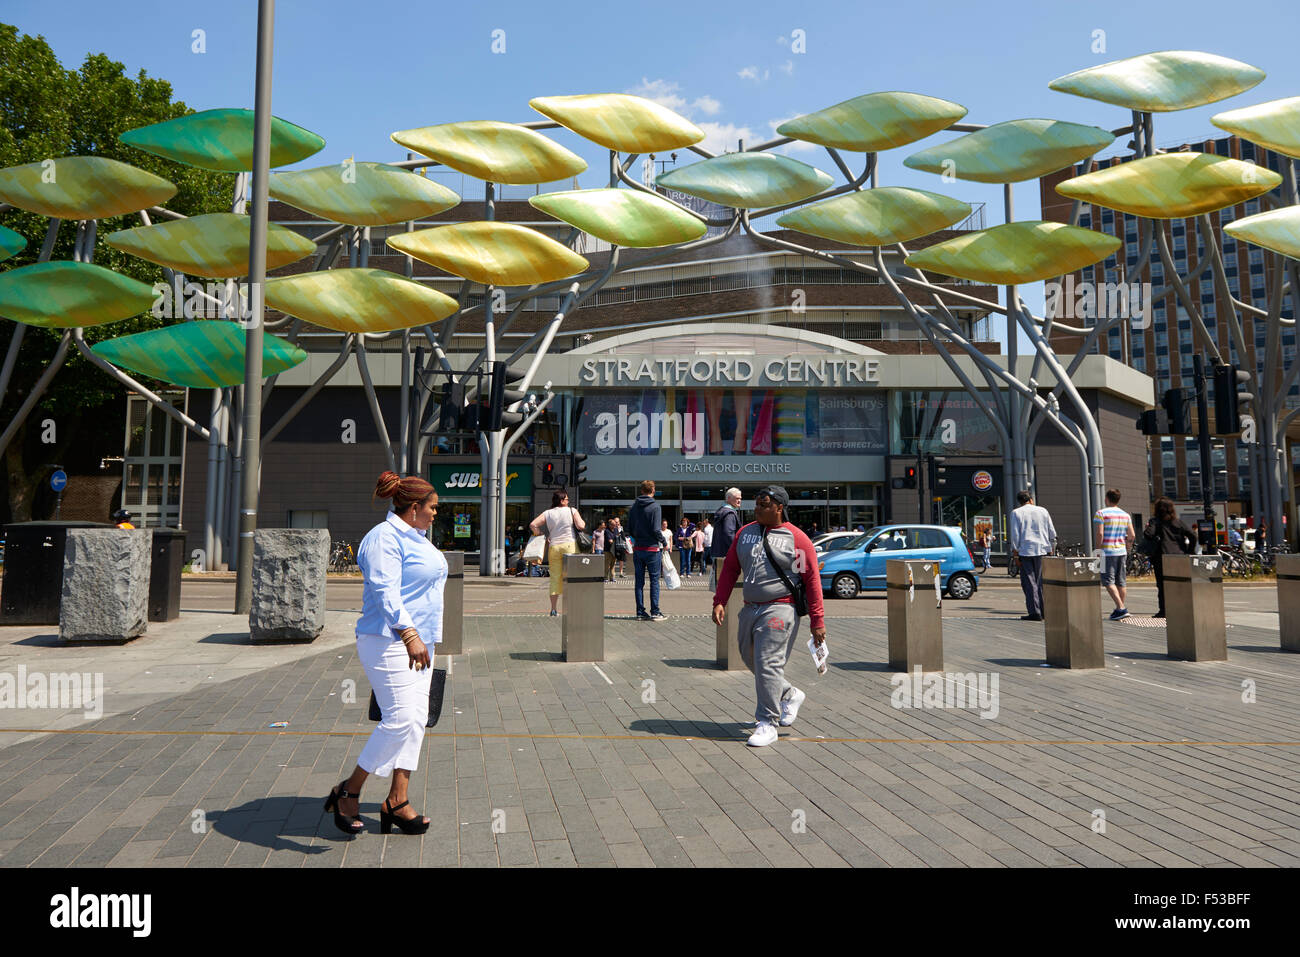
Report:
380,798,430,835
324,781,364,835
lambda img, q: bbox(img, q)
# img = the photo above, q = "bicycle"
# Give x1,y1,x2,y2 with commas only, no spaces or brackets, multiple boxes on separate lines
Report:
1126,552,1152,578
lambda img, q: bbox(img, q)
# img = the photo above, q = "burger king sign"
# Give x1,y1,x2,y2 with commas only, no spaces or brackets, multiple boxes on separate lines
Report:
972,470,993,492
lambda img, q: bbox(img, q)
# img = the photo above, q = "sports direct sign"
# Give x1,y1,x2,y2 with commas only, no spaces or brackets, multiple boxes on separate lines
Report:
972,470,993,492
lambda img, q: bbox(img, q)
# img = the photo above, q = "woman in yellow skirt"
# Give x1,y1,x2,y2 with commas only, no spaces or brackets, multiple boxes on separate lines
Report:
529,488,586,616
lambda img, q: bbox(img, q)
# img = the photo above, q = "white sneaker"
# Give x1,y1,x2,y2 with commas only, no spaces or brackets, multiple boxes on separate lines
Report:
747,721,778,747
780,688,806,727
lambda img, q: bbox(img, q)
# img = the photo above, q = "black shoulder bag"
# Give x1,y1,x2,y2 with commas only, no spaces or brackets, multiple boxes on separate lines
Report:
572,507,594,553
761,528,808,618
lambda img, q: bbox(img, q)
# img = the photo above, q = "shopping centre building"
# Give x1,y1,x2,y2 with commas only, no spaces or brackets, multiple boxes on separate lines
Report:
124,190,1154,563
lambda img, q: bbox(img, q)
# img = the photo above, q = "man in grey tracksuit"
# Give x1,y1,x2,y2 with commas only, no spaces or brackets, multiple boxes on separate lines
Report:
712,485,827,747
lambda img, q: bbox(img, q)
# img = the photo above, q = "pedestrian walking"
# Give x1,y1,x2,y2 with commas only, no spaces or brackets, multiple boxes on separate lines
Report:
1009,490,1056,621
712,486,825,747
692,521,706,573
711,488,743,562
701,518,713,554
602,518,620,581
627,480,665,621
1142,496,1194,618
593,520,606,556
529,489,586,617
677,516,697,576
979,528,993,572
1094,488,1135,620
325,471,447,836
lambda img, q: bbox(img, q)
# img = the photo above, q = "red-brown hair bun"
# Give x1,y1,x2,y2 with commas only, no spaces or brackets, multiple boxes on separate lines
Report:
374,471,434,512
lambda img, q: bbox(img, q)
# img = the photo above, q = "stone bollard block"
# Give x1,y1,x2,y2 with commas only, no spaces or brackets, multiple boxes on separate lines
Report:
250,529,329,643
886,558,943,672
60,529,151,642
440,551,464,655
714,557,745,670
1042,556,1105,669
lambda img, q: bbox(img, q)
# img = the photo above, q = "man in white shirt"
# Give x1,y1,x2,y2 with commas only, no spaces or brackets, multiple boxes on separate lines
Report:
1009,490,1056,621
701,518,713,552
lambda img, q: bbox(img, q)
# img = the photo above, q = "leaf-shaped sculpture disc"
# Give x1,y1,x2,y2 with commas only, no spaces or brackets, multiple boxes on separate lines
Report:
105,213,317,279
904,221,1121,285
269,162,461,226
387,222,588,286
1224,206,1300,259
0,225,26,263
529,189,706,248
1212,97,1300,160
0,156,177,219
777,92,967,153
119,108,325,172
391,121,586,185
777,187,972,246
529,94,704,153
0,262,155,327
91,321,307,388
265,268,459,334
904,119,1114,184
1048,51,1265,112
655,154,834,210
1056,153,1282,219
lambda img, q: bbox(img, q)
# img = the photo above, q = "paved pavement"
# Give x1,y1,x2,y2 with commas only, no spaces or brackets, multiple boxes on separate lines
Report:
0,578,1297,867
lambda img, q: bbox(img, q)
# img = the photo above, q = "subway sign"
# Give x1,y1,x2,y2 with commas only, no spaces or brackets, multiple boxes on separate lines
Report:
427,463,532,500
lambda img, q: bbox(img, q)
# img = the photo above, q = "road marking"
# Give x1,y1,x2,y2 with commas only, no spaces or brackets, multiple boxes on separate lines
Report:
1106,673,1195,694
591,664,613,685
3,727,1296,747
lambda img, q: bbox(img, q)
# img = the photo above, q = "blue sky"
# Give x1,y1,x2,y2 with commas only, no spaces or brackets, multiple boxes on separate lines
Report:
7,0,1300,338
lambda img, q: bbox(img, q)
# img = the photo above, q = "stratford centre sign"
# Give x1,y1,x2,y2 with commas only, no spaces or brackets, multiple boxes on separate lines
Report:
577,355,881,387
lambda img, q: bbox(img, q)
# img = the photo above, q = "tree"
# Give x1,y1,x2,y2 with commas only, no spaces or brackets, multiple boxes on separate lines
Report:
0,23,232,521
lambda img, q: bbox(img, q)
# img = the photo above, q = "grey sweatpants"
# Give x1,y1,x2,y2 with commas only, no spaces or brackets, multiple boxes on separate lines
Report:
737,601,801,724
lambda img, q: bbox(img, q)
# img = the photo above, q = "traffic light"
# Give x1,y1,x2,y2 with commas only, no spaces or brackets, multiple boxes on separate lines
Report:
1136,408,1169,435
903,466,917,489
929,456,948,492
542,461,555,487
571,452,588,485
436,382,465,433
486,361,528,432
1163,387,1190,435
1213,364,1252,434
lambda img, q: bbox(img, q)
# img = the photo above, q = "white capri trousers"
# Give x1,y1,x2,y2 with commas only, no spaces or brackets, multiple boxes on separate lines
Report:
356,633,433,777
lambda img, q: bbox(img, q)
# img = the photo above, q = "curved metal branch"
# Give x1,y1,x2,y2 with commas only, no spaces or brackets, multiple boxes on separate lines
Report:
71,328,210,440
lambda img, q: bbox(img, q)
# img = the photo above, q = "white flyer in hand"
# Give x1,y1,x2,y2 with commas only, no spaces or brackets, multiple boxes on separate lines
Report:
807,637,828,675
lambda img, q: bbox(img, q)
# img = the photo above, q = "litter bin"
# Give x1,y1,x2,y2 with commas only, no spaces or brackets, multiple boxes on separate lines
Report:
1041,556,1104,669
440,551,464,655
562,552,605,662
149,528,187,622
1,521,105,624
1163,554,1227,661
714,557,745,671
886,558,943,672
1275,554,1300,653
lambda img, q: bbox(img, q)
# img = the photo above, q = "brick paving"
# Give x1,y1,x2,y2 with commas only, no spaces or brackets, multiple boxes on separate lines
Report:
1,603,1298,867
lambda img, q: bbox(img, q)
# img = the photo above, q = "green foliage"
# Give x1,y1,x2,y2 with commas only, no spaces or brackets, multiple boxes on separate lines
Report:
0,22,233,418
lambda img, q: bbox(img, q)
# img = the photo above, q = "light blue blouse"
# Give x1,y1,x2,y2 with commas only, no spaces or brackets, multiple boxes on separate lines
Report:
355,512,448,643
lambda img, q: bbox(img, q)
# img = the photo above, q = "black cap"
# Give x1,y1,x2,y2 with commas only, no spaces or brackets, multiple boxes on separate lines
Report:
755,485,789,507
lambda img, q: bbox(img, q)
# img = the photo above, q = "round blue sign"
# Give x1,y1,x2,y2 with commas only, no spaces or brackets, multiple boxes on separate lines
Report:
50,470,67,492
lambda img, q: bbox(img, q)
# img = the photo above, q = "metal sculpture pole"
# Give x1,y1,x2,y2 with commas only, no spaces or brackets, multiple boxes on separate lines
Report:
234,0,274,613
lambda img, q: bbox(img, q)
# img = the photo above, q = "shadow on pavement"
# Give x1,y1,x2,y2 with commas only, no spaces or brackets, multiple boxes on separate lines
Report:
509,650,563,662
985,658,1052,668
628,718,748,741
830,660,893,672
209,797,333,852
1231,645,1297,655
661,658,721,670
199,633,254,645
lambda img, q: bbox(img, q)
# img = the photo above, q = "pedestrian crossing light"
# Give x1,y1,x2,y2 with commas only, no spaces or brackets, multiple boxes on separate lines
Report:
930,456,948,491
1213,364,1252,435
1162,387,1191,435
486,360,528,432
903,466,917,488
572,453,588,485
542,461,555,487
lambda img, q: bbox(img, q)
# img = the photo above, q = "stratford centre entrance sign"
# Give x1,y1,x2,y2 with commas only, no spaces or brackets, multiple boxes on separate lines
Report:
577,355,881,387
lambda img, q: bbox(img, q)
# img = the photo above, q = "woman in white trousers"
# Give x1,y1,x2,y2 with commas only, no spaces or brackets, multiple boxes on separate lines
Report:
324,471,447,836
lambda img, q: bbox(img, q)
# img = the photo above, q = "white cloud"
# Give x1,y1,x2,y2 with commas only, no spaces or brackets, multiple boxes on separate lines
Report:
779,59,794,76
692,95,722,116
625,77,687,112
737,66,760,82
697,122,755,154
776,35,787,46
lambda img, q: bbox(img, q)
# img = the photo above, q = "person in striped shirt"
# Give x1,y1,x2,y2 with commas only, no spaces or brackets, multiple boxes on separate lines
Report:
1093,488,1135,620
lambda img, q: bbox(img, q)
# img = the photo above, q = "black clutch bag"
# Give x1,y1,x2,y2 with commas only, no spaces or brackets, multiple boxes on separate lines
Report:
368,668,447,727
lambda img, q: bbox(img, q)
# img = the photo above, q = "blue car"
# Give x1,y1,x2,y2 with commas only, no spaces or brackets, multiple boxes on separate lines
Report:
818,524,979,600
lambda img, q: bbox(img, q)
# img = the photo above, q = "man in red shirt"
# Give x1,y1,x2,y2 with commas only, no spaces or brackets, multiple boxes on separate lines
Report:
712,486,826,747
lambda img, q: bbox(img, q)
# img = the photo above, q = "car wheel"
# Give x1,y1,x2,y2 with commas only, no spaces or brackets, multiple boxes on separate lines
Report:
946,572,974,600
832,572,860,599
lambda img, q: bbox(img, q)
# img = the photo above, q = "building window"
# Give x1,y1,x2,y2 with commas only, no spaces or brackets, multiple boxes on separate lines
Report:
289,510,329,529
